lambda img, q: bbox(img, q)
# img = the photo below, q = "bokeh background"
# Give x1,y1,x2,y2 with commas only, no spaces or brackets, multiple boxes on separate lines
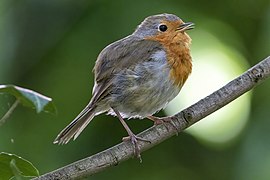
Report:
1,0,270,179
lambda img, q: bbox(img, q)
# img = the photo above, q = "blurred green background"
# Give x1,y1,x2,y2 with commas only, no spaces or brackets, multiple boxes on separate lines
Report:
1,0,270,179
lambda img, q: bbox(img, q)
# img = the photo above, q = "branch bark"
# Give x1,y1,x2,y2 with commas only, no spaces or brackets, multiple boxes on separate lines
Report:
34,56,270,180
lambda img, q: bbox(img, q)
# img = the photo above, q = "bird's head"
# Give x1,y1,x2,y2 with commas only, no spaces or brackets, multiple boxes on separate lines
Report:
133,13,194,44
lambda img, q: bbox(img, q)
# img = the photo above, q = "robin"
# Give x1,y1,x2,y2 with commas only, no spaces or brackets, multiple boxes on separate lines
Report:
54,13,194,159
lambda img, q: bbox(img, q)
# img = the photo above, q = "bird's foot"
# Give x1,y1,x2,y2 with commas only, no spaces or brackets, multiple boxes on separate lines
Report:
147,116,179,135
122,133,151,162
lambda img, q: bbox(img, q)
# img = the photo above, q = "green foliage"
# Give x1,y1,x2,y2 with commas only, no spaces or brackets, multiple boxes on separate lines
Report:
0,85,56,114
0,152,39,180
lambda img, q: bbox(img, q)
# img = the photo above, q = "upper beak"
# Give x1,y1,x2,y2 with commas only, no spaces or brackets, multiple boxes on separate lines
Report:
177,22,195,32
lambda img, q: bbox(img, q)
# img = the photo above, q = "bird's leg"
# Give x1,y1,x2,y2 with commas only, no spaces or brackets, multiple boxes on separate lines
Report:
147,115,179,135
112,108,150,161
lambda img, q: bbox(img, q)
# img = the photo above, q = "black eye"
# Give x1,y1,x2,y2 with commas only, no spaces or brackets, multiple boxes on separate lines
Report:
158,24,167,32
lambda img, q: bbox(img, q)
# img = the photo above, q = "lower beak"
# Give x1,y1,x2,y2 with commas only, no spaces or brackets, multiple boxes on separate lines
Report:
177,22,195,31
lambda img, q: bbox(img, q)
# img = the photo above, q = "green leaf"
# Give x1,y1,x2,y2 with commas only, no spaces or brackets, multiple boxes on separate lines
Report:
10,159,23,180
0,152,39,179
0,84,57,114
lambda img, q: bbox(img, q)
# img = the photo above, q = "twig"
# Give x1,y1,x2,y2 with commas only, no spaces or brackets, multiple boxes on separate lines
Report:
0,99,19,126
33,56,270,180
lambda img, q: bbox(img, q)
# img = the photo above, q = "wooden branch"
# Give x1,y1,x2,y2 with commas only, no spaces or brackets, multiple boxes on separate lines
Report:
33,56,270,180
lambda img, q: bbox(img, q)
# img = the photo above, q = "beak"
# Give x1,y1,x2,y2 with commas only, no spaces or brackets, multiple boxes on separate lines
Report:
177,22,195,32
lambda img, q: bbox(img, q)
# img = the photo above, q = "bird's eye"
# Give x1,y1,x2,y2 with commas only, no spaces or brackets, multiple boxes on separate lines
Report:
158,24,167,32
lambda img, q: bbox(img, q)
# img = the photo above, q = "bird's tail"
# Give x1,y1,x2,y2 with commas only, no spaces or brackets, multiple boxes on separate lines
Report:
53,105,96,145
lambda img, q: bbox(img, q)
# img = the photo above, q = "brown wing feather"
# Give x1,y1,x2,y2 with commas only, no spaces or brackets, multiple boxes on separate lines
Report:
92,36,163,105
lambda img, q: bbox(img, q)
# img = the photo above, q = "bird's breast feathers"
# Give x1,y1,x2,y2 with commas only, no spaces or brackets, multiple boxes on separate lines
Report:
146,32,192,87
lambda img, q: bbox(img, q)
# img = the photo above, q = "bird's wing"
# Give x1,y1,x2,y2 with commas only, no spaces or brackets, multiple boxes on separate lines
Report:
90,36,163,106
53,37,163,144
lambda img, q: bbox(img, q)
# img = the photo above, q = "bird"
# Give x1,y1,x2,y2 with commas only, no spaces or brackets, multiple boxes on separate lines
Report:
54,13,194,159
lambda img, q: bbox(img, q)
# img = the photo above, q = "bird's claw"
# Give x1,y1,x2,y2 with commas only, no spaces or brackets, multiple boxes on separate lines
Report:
152,117,179,136
122,134,151,162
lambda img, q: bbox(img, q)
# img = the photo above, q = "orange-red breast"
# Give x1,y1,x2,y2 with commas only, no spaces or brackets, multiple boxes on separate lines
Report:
54,13,194,159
